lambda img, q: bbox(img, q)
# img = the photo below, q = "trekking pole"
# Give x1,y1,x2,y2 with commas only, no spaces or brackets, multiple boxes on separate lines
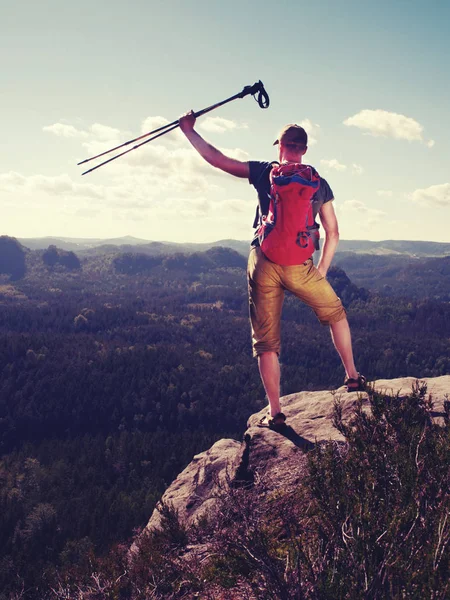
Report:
78,80,269,167
78,80,269,176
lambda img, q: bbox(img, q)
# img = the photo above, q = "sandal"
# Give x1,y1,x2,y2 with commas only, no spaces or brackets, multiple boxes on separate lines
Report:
258,412,287,431
345,374,367,393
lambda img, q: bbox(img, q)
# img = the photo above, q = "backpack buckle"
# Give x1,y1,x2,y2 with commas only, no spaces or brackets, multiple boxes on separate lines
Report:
296,231,310,248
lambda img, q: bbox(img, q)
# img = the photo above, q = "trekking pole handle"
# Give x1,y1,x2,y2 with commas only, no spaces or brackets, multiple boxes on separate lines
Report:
238,80,270,108
193,80,269,121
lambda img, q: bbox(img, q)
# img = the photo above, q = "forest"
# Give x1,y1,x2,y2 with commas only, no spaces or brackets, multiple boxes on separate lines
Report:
0,235,450,598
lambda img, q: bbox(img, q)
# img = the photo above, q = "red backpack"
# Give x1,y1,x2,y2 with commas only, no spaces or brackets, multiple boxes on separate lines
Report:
257,163,321,266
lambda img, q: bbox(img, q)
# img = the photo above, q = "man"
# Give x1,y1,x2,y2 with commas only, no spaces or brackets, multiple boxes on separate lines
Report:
179,113,366,430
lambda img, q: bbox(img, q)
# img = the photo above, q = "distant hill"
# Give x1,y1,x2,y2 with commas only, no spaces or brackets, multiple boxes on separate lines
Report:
335,253,450,299
16,236,450,257
17,236,252,257
337,239,450,257
11,235,450,298
17,235,151,251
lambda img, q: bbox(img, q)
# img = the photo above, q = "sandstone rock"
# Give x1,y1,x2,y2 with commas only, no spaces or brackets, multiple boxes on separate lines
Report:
146,438,242,532
142,376,449,537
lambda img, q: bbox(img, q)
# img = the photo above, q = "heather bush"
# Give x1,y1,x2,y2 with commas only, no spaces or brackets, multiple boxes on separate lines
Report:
306,382,450,599
194,383,450,599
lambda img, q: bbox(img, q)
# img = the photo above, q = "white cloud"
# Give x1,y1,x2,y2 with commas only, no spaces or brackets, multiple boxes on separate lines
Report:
110,138,248,189
218,198,248,214
343,109,425,142
377,190,393,197
80,139,120,158
0,166,221,222
410,183,450,207
319,159,363,175
340,199,386,225
341,200,365,211
74,207,103,219
112,196,215,223
43,122,122,142
80,126,123,157
43,123,88,138
0,171,27,190
111,145,220,195
320,158,347,172
199,117,248,134
154,196,213,219
140,116,184,145
0,171,105,201
6,115,259,238
141,116,170,133
44,121,127,158
33,174,75,196
89,123,122,141
219,147,250,161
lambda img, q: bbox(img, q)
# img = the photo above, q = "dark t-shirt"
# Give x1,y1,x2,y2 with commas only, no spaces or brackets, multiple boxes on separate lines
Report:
248,160,334,246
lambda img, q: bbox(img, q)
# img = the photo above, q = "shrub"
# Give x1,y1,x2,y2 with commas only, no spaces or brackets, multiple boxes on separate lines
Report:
198,383,450,599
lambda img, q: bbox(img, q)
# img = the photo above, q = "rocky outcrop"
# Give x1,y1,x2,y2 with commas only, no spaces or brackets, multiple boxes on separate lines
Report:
143,376,450,535
145,438,242,532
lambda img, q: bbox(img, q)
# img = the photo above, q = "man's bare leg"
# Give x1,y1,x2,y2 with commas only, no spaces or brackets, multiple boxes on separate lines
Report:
329,317,359,380
258,351,282,417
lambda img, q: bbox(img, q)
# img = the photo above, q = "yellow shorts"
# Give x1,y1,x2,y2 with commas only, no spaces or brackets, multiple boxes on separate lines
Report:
247,247,346,357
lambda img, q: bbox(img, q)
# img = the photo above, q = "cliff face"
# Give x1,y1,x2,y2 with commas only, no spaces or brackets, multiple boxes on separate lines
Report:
143,376,450,534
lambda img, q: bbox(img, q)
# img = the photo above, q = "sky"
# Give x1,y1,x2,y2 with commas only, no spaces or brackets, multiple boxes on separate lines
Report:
1,0,450,243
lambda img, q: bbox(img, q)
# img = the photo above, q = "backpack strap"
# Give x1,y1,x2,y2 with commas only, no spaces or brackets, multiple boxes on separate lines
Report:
252,206,260,229
252,161,279,228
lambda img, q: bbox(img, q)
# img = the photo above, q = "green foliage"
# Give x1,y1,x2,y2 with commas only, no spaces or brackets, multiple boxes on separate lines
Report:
336,253,450,300
155,501,188,548
307,383,450,599
113,246,246,276
327,265,369,304
0,235,26,280
58,250,81,270
0,431,220,598
42,245,59,268
0,247,450,598
113,252,162,274
42,245,81,271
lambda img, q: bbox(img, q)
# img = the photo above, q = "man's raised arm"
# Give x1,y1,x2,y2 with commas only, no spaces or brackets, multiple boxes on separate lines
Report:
179,110,250,179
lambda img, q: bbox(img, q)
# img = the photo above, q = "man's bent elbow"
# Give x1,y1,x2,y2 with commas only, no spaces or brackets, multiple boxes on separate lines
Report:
324,229,339,241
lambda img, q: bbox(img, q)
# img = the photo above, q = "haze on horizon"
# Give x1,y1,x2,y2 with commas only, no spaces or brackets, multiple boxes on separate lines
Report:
2,0,450,243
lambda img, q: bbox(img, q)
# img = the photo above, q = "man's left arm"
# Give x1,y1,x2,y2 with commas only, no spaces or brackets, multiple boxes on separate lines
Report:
317,200,339,277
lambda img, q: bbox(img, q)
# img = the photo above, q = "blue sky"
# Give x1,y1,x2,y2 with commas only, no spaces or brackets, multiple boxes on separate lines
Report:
2,0,449,242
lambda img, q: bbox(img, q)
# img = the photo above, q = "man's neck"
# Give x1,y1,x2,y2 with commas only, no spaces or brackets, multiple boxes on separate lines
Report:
279,155,303,164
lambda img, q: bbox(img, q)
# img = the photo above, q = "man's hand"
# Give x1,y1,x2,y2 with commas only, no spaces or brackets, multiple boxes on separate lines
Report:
316,264,328,278
177,110,249,178
179,110,196,134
